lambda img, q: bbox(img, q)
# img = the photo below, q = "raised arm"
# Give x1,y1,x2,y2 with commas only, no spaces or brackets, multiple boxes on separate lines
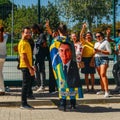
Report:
45,20,52,35
79,23,87,44
106,28,114,42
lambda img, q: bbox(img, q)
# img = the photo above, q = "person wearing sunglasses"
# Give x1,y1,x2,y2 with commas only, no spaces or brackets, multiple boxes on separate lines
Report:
94,32,112,98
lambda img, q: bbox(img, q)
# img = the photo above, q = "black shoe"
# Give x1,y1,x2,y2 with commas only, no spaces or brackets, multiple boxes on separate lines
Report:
20,104,34,110
27,95,35,99
69,104,76,109
0,92,5,95
72,105,76,109
58,105,66,111
113,86,120,93
70,99,76,109
69,105,76,111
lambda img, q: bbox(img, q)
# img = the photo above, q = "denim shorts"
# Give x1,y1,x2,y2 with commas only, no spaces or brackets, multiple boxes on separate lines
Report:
95,57,109,67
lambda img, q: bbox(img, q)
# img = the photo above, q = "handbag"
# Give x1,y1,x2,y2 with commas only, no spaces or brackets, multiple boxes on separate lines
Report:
77,61,85,69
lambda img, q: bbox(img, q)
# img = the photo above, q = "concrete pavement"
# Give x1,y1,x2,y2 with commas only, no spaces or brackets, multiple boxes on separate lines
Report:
0,85,120,120
0,85,120,107
0,103,120,120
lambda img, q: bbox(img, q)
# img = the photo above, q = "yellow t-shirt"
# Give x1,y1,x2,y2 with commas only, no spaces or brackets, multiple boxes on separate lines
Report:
82,41,95,57
18,39,32,68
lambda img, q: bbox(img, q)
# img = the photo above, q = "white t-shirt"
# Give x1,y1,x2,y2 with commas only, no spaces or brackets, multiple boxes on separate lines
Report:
0,33,8,58
94,39,112,57
74,42,83,62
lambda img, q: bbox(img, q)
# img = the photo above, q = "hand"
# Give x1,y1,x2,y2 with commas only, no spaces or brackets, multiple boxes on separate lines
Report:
13,45,18,52
94,48,101,53
82,23,87,28
106,29,111,36
29,67,35,76
45,19,49,28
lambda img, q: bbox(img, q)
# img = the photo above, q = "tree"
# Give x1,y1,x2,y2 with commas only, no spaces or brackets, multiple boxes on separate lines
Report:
0,0,17,20
5,5,38,40
5,2,60,40
57,0,119,31
40,2,60,30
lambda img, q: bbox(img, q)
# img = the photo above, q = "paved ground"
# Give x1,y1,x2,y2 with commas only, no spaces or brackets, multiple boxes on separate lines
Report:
0,103,120,120
0,85,120,120
0,85,120,107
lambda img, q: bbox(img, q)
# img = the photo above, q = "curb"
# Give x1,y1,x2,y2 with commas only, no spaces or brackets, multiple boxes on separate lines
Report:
0,97,120,107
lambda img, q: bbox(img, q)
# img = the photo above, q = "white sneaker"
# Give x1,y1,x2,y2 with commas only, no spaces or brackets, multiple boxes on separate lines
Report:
36,86,44,93
50,91,57,94
96,90,105,95
104,92,110,98
32,86,39,91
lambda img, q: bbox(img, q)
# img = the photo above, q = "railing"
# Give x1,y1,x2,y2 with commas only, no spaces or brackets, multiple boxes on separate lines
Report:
3,56,115,86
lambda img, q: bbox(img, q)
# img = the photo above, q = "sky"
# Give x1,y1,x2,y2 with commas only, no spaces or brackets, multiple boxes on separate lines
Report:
13,0,54,6
12,0,120,26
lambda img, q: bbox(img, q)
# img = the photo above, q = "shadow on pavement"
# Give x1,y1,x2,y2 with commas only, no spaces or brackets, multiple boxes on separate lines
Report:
33,104,120,113
75,104,120,113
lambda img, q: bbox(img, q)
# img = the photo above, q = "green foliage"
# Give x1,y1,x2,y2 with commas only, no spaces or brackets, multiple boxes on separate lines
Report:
57,0,119,31
110,42,116,55
40,2,60,30
7,43,18,55
4,2,60,40
0,0,17,21
5,5,38,39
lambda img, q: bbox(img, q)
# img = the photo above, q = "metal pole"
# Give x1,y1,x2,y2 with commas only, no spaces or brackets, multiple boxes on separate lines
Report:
113,0,116,38
38,0,40,24
11,0,14,55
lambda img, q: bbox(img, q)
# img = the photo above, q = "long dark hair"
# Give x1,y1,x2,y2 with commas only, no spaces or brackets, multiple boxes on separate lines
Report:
85,32,93,38
96,32,105,39
31,23,44,33
58,23,67,36
0,26,4,42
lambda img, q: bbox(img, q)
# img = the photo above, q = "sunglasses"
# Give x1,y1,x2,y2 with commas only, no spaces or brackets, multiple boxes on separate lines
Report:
95,35,101,38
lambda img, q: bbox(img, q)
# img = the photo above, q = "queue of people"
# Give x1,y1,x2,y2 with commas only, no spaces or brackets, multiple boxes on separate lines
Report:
0,22,120,111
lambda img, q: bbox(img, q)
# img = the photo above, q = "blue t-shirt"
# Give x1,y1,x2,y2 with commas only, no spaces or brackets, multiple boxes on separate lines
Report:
113,37,120,62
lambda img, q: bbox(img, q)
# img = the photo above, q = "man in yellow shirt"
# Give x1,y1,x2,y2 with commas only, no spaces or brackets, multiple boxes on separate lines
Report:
18,26,35,109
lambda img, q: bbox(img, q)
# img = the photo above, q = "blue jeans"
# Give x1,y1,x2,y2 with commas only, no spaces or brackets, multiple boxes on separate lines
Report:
35,61,45,87
95,57,109,67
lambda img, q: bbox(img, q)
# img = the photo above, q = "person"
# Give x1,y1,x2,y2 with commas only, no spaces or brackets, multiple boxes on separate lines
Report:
13,38,35,99
45,20,58,94
71,32,84,69
112,29,120,92
18,26,35,109
50,23,83,111
31,23,49,92
112,44,120,93
94,32,112,98
113,29,120,62
80,23,96,92
105,27,120,93
58,42,82,111
27,38,36,99
0,25,8,95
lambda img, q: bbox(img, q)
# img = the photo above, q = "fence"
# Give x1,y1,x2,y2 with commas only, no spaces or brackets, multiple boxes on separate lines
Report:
3,56,115,87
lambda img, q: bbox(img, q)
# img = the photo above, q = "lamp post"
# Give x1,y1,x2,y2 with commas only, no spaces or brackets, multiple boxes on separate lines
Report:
113,0,116,38
38,0,41,24
11,0,14,55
